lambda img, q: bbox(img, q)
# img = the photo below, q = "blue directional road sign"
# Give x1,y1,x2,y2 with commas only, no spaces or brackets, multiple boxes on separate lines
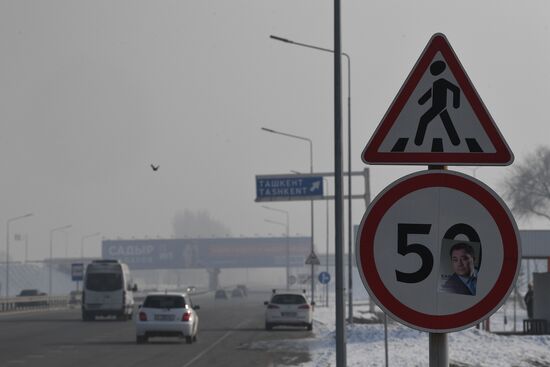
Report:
255,175,324,202
318,271,331,284
71,263,84,281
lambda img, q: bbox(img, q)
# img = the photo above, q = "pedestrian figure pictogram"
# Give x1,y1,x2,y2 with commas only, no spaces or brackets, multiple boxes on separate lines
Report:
414,61,461,147
362,33,514,166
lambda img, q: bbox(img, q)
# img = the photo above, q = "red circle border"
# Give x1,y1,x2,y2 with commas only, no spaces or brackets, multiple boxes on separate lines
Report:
358,171,520,331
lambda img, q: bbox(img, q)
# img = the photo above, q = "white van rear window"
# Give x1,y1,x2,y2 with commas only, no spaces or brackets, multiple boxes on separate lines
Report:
85,273,122,291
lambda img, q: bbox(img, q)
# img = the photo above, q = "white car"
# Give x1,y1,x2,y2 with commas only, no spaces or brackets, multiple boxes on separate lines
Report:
136,292,200,344
264,291,313,331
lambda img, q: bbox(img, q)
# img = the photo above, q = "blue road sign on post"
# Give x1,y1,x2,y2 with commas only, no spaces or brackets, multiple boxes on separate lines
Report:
255,175,324,202
318,271,331,284
71,263,84,282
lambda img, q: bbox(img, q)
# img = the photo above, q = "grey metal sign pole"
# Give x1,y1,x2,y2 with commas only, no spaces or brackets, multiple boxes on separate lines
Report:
429,165,448,367
334,0,346,365
384,313,389,367
346,53,353,325
429,333,448,367
310,200,315,302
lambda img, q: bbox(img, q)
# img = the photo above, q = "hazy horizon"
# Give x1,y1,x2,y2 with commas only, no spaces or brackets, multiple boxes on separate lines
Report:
2,1,549,262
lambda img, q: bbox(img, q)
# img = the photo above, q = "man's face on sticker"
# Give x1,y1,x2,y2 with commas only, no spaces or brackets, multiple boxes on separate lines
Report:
451,248,474,277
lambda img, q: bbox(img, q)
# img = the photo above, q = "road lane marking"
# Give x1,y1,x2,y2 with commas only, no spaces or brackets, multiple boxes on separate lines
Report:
181,318,251,367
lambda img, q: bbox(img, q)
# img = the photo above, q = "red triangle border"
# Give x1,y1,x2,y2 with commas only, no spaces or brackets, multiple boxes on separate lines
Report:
362,33,514,166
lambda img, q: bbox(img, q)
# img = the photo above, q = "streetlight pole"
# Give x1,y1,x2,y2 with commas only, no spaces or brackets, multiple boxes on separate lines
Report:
79,232,99,294
262,206,290,289
5,213,33,298
62,230,69,258
81,232,101,260
269,34,354,322
24,234,29,263
265,218,289,289
323,178,330,307
49,224,72,295
261,127,316,302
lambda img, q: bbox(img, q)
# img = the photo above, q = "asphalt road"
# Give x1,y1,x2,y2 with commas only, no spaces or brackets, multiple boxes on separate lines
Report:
0,291,313,367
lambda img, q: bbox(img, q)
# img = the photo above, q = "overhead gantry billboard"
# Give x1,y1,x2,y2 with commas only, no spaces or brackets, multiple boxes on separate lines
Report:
102,236,311,270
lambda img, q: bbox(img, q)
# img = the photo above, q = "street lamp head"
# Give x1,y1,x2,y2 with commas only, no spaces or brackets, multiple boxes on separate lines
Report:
265,218,285,227
9,213,33,222
51,224,72,234
262,205,289,215
261,127,312,147
270,35,293,44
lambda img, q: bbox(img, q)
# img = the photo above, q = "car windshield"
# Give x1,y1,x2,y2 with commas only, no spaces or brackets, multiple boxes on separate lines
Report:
85,273,123,292
143,295,186,309
271,294,307,305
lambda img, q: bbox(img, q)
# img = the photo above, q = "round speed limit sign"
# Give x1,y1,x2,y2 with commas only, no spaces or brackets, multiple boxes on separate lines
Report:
356,170,521,332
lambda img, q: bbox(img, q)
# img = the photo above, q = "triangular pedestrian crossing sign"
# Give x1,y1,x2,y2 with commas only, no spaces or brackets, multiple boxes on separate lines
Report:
363,33,513,166
305,251,321,265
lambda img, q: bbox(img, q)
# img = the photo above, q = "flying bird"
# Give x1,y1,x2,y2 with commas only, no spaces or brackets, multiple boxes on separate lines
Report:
151,164,159,171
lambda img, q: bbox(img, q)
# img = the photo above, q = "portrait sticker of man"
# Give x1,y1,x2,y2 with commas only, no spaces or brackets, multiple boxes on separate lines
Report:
438,239,481,296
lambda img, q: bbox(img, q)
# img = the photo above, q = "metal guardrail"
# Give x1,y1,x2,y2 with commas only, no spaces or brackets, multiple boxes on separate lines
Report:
524,319,548,335
0,296,69,313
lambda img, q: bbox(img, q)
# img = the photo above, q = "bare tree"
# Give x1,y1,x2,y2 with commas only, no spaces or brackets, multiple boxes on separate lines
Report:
502,146,550,223
172,209,231,238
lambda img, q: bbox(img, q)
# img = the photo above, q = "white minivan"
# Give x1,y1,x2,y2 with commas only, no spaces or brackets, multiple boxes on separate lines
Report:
82,259,137,321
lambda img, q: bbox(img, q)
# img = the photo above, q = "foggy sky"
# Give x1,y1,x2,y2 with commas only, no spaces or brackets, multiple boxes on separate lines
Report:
1,1,549,261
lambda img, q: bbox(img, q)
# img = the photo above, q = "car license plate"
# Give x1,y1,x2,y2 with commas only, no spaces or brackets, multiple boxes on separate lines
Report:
281,312,297,317
154,314,175,321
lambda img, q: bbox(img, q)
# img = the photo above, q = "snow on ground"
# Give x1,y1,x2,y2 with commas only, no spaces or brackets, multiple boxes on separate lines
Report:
305,305,550,367
249,302,550,367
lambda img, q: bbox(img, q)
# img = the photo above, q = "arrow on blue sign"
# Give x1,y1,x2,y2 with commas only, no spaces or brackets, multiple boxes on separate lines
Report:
318,271,331,284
